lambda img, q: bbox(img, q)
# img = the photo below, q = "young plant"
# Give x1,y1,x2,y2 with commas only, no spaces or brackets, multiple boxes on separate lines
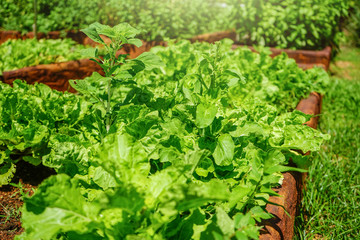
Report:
70,22,163,134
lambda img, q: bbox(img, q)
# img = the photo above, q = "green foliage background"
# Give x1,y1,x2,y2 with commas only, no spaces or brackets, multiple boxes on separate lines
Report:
0,0,350,50
346,0,360,46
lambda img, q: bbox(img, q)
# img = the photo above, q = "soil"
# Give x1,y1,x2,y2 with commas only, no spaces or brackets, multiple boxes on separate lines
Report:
0,161,55,240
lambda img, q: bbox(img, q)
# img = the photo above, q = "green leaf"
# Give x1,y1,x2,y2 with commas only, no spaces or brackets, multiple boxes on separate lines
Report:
22,156,41,166
80,48,98,59
116,59,145,79
224,69,247,85
93,166,117,190
19,174,102,240
213,134,235,166
125,117,157,140
81,23,104,44
113,23,141,39
135,52,165,71
127,38,143,48
250,206,272,222
0,162,16,187
216,207,234,236
196,103,217,128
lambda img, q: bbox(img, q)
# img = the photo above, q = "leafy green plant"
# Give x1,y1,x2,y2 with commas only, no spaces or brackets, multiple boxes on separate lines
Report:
0,80,94,186
70,22,163,134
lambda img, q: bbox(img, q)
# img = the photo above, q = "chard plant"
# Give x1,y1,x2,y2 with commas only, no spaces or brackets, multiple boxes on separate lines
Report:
70,22,163,135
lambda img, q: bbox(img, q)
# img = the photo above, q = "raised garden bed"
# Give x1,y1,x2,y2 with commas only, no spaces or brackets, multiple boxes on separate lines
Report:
0,30,333,70
0,27,327,239
0,30,89,46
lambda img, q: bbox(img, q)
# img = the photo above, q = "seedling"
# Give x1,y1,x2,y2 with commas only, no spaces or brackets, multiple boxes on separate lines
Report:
9,181,34,200
0,203,21,224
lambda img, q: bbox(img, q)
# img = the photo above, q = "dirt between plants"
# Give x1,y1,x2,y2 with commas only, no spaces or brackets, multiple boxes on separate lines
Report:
0,161,55,240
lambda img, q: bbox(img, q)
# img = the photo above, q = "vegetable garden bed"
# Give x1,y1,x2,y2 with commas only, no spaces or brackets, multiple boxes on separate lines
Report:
0,24,329,239
0,30,89,46
0,30,333,70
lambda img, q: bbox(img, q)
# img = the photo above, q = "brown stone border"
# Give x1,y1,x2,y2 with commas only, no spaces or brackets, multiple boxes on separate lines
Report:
259,92,322,240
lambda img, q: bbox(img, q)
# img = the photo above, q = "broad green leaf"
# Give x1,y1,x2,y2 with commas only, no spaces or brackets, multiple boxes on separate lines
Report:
113,23,141,39
213,134,235,166
135,52,165,71
196,103,217,128
216,207,234,236
19,174,101,240
0,162,16,187
127,38,143,48
224,69,246,85
93,166,117,190
250,206,272,222
81,23,104,44
80,48,98,59
116,59,145,79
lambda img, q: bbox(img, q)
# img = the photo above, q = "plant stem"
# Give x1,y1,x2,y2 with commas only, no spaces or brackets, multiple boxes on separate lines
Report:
106,78,112,132
33,0,37,39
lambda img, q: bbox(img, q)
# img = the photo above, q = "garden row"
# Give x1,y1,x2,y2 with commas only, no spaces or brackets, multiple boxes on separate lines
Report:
0,29,332,94
0,23,330,239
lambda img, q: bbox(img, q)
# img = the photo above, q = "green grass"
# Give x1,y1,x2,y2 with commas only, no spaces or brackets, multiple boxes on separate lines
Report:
295,47,360,239
331,46,360,81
